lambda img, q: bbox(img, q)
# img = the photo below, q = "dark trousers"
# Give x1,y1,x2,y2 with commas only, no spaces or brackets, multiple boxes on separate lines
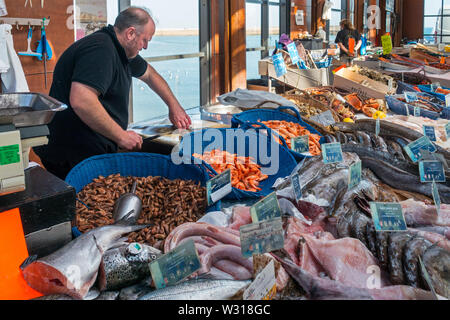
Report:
39,158,76,181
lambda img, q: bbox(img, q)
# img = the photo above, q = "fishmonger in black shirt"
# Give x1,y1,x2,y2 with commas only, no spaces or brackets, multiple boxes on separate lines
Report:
335,19,362,65
35,7,192,180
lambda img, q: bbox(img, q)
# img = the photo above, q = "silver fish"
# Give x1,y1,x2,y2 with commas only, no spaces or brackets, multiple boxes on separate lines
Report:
138,279,251,300
119,279,153,300
98,243,161,291
22,222,147,300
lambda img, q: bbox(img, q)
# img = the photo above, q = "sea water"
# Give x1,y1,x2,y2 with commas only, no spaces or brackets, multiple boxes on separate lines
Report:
133,35,275,123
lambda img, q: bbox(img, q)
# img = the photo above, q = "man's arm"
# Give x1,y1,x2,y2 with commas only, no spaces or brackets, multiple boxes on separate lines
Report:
337,42,352,56
354,40,363,52
138,63,192,129
70,82,142,151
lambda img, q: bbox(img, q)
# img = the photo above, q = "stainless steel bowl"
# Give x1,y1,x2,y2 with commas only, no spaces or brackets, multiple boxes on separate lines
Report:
200,104,243,125
0,93,67,127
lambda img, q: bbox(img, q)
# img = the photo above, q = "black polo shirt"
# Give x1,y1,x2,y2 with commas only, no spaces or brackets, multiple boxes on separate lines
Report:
335,29,361,57
35,25,148,169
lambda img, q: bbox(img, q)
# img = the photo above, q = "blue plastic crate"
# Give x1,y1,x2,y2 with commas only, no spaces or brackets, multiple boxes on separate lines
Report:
396,81,418,94
418,84,449,101
314,57,333,69
177,128,297,200
231,106,325,162
66,153,220,237
385,95,441,120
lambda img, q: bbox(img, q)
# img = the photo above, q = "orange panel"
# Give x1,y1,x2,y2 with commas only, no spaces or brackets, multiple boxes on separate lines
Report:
0,209,43,300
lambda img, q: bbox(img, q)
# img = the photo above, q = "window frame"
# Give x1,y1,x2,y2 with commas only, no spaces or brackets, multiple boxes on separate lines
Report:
423,0,450,44
245,0,288,79
119,0,210,123
326,0,347,43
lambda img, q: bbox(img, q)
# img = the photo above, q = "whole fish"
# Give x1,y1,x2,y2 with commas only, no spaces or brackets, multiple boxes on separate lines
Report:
22,221,147,300
138,279,251,300
403,237,433,288
336,120,450,160
422,245,450,298
119,279,154,300
388,233,414,285
360,157,450,203
95,291,120,300
98,243,161,291
274,254,440,300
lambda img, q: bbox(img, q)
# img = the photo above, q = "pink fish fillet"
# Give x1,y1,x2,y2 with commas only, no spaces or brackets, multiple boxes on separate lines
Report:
302,234,391,288
401,199,450,227
229,206,252,231
283,217,330,276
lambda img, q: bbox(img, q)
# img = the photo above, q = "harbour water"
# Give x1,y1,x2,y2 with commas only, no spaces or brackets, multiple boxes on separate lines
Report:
133,34,277,123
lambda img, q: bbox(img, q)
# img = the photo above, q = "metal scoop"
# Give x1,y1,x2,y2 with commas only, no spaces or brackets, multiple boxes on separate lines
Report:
112,181,143,224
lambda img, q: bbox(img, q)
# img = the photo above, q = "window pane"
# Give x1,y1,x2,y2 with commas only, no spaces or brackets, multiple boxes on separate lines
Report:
130,0,200,122
442,16,450,36
330,10,342,43
132,58,200,121
269,4,280,40
246,2,262,80
424,0,442,16
333,0,342,10
424,16,439,36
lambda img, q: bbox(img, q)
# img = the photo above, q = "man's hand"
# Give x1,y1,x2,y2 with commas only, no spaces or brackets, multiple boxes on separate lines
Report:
169,104,192,129
118,130,143,151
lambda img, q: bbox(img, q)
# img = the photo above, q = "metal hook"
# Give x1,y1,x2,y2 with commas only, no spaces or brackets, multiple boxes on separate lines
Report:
28,22,34,31
16,21,23,31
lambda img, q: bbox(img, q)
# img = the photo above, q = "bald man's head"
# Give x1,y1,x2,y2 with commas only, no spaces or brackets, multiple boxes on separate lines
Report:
114,6,155,33
114,7,156,59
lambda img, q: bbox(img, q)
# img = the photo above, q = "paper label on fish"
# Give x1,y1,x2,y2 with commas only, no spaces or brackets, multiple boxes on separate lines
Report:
445,122,450,140
432,181,441,215
370,202,407,232
207,169,232,205
422,125,437,142
0,144,20,166
291,173,303,203
413,106,421,117
243,260,276,300
286,42,300,65
348,161,362,189
149,239,201,290
418,256,439,300
251,192,281,223
403,136,437,163
240,218,284,258
419,161,446,183
291,135,309,154
310,110,336,127
322,142,343,164
273,53,287,77
446,94,450,107
404,92,418,103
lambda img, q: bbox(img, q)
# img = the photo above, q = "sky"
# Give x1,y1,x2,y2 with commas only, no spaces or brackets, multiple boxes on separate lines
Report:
103,0,280,30
101,1,445,31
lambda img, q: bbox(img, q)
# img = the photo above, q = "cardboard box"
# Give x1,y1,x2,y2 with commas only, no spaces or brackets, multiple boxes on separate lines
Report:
258,58,330,89
333,67,395,100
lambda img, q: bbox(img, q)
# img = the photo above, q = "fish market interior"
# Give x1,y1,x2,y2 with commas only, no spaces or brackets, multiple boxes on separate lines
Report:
1,0,450,302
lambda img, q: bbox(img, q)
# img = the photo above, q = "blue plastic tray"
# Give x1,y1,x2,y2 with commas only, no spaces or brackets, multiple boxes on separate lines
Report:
66,153,220,236
231,106,325,161
385,94,441,120
177,128,297,200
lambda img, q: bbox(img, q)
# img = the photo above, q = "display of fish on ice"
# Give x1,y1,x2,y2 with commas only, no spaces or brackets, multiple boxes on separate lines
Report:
21,216,147,300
